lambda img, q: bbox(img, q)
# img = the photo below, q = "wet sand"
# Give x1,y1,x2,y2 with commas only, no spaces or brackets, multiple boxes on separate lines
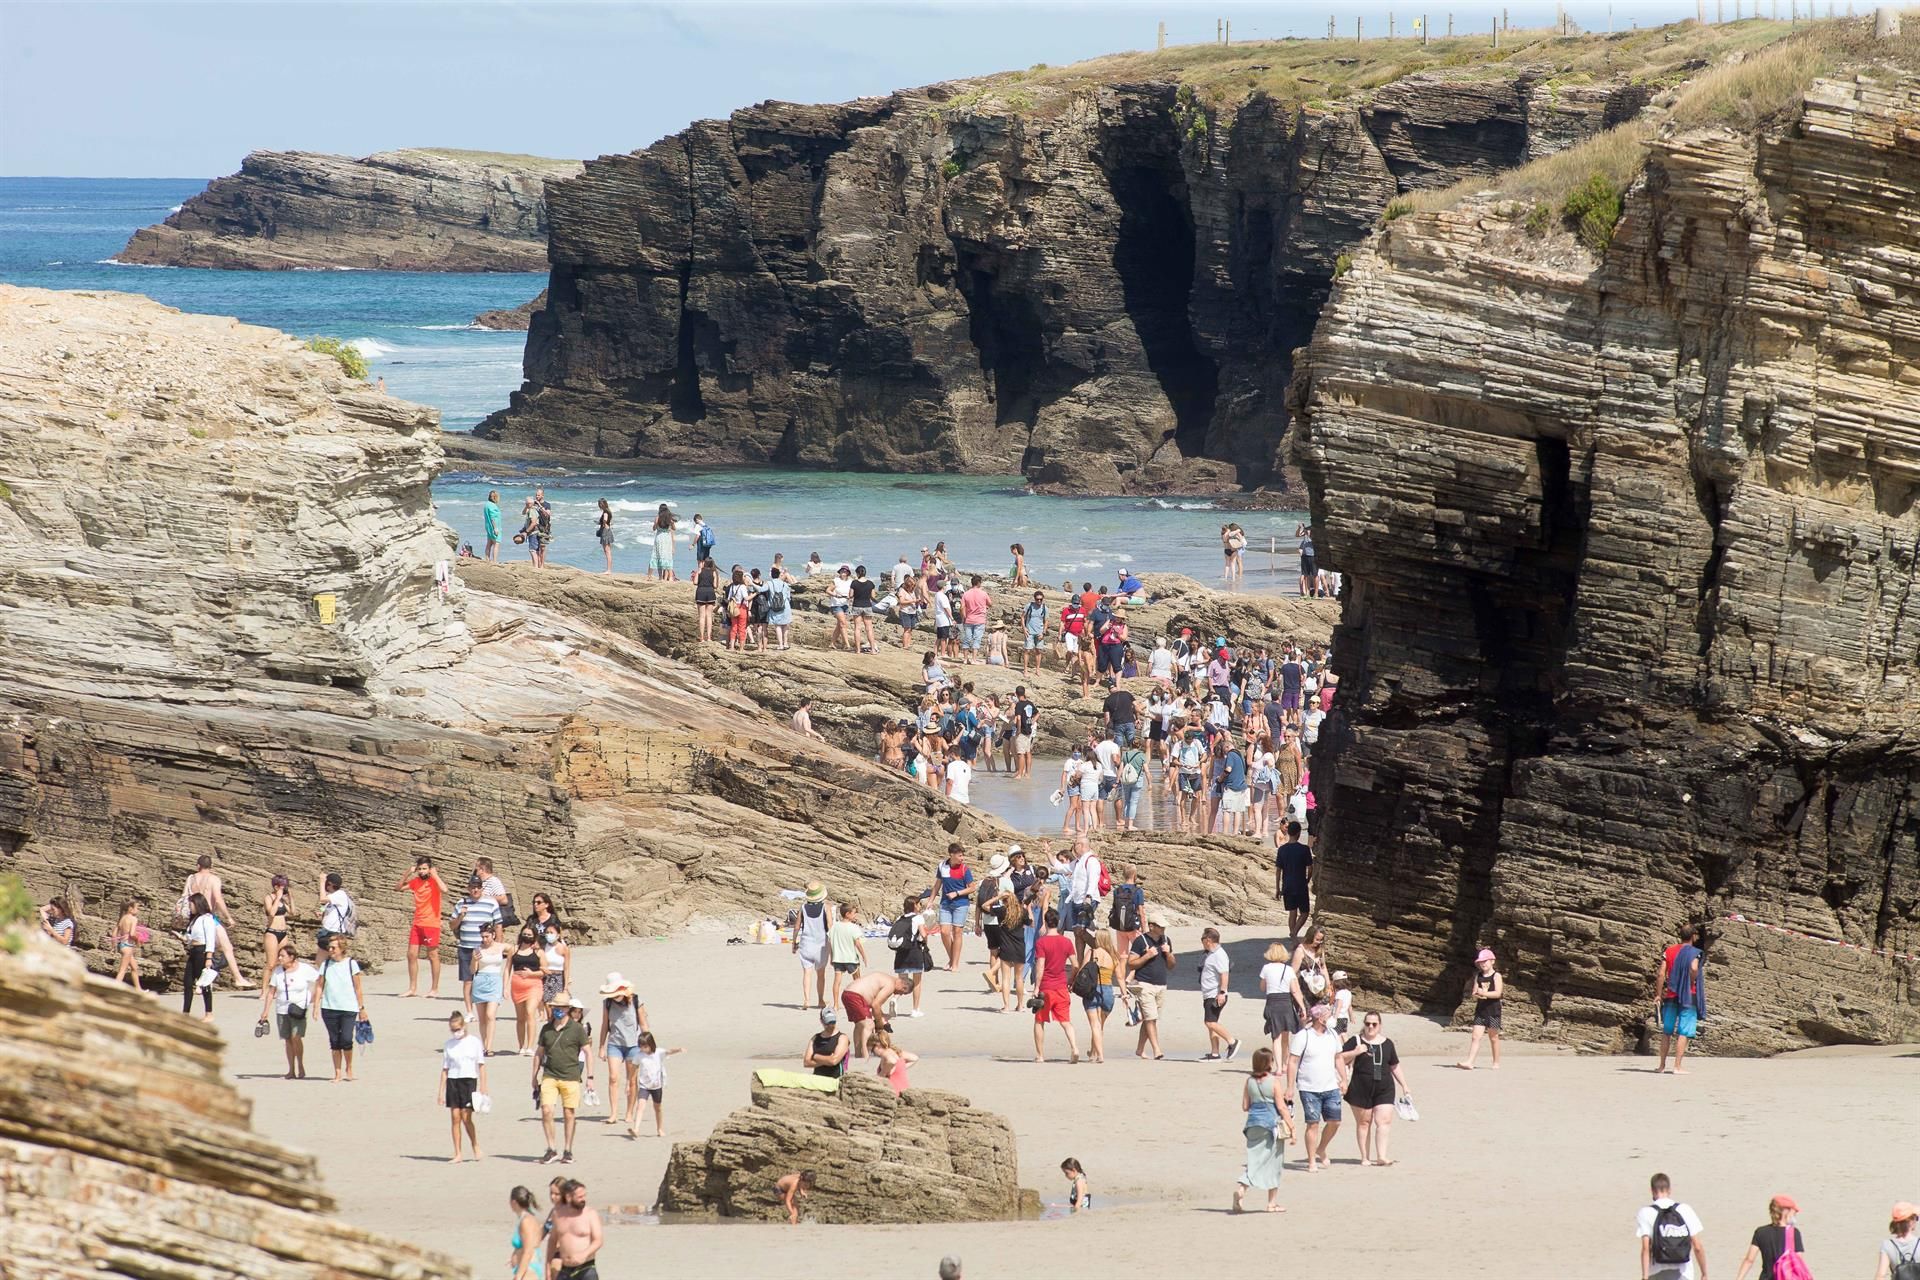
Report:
211,928,1917,1278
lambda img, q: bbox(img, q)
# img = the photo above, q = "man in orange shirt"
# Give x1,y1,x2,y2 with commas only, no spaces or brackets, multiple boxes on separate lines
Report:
396,857,446,998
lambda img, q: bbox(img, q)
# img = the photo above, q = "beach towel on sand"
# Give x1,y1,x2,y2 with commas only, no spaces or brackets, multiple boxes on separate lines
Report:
754,1069,840,1094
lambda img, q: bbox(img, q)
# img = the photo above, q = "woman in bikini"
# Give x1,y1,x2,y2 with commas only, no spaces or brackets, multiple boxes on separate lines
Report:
111,898,146,989
263,874,292,975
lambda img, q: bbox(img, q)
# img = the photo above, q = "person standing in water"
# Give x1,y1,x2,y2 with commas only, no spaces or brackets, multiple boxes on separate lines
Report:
650,504,678,581
483,489,502,563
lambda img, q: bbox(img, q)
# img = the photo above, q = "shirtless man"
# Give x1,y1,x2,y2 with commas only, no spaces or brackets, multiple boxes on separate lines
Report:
839,970,907,1059
546,1179,603,1280
791,699,826,743
183,855,252,987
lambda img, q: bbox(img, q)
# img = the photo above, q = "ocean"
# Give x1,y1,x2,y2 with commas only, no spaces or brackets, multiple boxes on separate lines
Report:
1,177,1308,587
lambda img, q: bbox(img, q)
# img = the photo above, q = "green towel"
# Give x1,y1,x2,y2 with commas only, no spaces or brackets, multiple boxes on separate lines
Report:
755,1068,840,1094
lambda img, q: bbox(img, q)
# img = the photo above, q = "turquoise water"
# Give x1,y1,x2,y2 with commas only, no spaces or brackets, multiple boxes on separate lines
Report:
4,178,1307,586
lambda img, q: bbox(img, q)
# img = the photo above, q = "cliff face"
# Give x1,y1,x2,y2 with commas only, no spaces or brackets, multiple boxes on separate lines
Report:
0,940,462,1279
477,50,1662,493
117,149,581,271
1292,75,1920,1052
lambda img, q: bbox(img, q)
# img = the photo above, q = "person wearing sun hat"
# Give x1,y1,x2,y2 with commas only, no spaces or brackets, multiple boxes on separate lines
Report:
532,988,591,1165
1878,1203,1920,1279
1455,947,1503,1070
1732,1193,1808,1280
596,972,649,1131
792,881,831,1012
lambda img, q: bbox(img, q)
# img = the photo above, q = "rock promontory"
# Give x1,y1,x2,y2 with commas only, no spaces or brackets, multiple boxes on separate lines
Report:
117,148,581,271
478,25,1786,494
475,288,548,329
1292,58,1920,1053
660,1071,1040,1223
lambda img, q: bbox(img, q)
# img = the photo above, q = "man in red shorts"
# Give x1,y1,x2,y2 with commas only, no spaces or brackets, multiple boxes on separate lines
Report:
1031,908,1081,1064
396,856,446,998
840,970,907,1059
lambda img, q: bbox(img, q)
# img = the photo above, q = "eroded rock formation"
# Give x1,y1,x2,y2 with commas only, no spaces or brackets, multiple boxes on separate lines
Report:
0,939,463,1279
1292,75,1920,1053
659,1070,1040,1223
475,288,548,329
117,149,581,271
478,41,1695,493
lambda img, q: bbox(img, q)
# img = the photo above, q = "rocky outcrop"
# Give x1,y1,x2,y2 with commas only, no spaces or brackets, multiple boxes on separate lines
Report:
117,149,581,271
0,938,463,1279
1291,75,1920,1053
659,1071,1039,1223
478,38,1705,493
475,288,547,329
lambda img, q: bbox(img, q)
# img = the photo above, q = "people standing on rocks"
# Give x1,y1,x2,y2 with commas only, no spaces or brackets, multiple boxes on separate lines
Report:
693,556,719,643
397,857,446,999
507,1186,545,1280
483,489,502,563
1233,1046,1295,1213
438,1009,489,1162
1731,1194,1808,1280
595,972,649,1129
766,566,793,649
111,898,146,989
594,498,614,574
841,970,907,1060
1031,908,1081,1064
690,513,714,565
39,896,76,947
1060,1157,1091,1212
776,1170,815,1226
805,1008,849,1078
256,940,318,1079
724,565,752,651
649,504,678,581
1199,928,1239,1061
793,882,831,1010
1287,1002,1344,1172
1636,1172,1706,1280
958,575,992,663
935,844,974,972
1455,947,1503,1070
849,565,879,653
1339,1012,1410,1166
1656,924,1707,1076
1128,909,1174,1060
317,932,369,1083
534,991,591,1165
1020,591,1048,675
510,925,545,1055
1876,1203,1920,1280
546,1178,603,1279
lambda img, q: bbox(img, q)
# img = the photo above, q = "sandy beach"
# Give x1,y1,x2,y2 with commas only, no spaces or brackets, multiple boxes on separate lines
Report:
207,927,1916,1278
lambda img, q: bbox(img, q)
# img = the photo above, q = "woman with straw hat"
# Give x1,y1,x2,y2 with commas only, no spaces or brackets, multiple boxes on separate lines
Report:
792,882,831,1010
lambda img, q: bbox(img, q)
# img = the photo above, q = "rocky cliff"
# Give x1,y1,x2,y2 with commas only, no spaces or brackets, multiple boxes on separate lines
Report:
478,27,1772,493
1292,65,1920,1052
0,937,463,1279
475,288,548,329
117,149,581,271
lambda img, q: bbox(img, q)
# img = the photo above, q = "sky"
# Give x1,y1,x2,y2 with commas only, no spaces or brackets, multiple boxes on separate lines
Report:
6,0,1730,177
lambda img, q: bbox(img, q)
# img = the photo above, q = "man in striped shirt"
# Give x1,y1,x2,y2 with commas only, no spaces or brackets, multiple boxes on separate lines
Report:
448,876,503,1012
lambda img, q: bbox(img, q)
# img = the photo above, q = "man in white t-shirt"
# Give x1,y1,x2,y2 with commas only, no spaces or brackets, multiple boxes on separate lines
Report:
1092,730,1122,821
891,555,914,590
1199,927,1238,1061
944,756,974,805
1636,1173,1706,1280
1287,1001,1344,1172
318,873,356,949
437,1009,490,1163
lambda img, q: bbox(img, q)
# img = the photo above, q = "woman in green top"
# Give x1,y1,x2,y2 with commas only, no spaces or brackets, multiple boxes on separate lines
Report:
483,489,502,563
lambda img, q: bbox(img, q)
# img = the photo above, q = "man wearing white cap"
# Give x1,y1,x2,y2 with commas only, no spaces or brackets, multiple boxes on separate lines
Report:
534,990,592,1165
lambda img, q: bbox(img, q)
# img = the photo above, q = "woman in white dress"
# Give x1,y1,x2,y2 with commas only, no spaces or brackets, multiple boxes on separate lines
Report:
650,504,677,581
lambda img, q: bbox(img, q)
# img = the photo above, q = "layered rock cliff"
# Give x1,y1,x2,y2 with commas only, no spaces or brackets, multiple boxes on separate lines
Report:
1292,69,1920,1052
475,288,548,329
0,938,463,1279
117,148,581,271
478,29,1765,493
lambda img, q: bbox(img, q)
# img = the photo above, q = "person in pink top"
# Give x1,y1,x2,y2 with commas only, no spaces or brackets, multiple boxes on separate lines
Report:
958,575,993,664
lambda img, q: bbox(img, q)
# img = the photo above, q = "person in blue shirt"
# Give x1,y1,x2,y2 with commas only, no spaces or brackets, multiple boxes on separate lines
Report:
1219,743,1251,837
1117,571,1144,599
765,567,794,649
935,844,976,973
482,490,502,563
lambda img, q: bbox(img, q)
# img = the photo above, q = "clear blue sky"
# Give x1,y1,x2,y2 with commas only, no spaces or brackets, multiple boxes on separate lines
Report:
5,0,1717,177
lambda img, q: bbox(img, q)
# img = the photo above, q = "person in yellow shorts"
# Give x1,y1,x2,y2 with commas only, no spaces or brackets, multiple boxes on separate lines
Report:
534,991,591,1165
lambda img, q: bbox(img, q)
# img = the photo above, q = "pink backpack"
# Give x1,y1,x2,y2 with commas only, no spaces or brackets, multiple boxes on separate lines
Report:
1773,1225,1813,1280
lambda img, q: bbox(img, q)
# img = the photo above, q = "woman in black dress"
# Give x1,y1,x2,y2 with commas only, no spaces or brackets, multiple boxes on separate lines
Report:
1339,1012,1411,1166
693,557,719,644
596,498,615,574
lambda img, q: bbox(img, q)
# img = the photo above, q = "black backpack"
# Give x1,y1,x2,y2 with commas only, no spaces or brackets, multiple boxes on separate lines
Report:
1107,884,1141,932
887,916,914,952
1648,1203,1693,1266
1891,1236,1920,1280
1070,958,1101,999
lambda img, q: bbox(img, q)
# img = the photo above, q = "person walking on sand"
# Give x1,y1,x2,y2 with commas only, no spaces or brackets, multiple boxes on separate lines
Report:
1637,1173,1706,1280
1732,1194,1809,1280
1655,924,1707,1075
438,1009,489,1162
397,857,446,999
483,489,503,563
841,971,907,1060
256,941,318,1079
935,845,974,972
1080,928,1120,1062
546,1179,603,1280
1259,941,1306,1063
890,892,934,1017
1456,947,1503,1070
180,893,225,1021
1286,1002,1344,1172
828,903,868,1005
183,854,253,987
471,921,507,1053
317,932,369,1083
509,926,545,1055
534,992,591,1165
111,898,146,989
595,973,650,1129
1031,908,1081,1064
1339,1012,1411,1166
1199,928,1240,1060
1233,1047,1296,1213
1274,821,1314,939
793,882,831,1010
262,875,293,980
450,874,504,1012
1127,909,1174,1060
507,1185,545,1280
1876,1203,1920,1280
627,1032,680,1136
316,871,356,953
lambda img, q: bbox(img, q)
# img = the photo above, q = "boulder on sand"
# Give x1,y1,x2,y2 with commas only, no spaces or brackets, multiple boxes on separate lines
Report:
658,1070,1041,1223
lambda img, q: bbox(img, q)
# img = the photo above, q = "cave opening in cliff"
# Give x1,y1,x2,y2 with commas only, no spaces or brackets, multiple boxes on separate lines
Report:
954,251,1047,431
668,264,706,424
1103,161,1219,456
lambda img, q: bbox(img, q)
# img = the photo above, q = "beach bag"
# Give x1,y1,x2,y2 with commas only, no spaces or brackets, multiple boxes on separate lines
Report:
1648,1203,1694,1267
1070,959,1101,1000
1096,861,1112,897
887,915,914,952
1301,959,1327,997
695,524,715,559
1395,1094,1420,1122
1773,1226,1812,1280
1120,751,1144,787
335,895,359,938
498,893,520,929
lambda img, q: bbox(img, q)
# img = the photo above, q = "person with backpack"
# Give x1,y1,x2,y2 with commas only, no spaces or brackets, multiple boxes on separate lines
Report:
1656,924,1708,1075
1107,865,1144,966
1637,1172,1706,1280
888,893,934,1017
1733,1194,1811,1280
1876,1203,1920,1280
765,566,794,651
690,513,715,565
317,872,357,952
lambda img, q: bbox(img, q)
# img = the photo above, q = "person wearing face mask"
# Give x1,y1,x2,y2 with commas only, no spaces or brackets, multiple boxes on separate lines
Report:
509,926,545,1055
534,992,592,1165
540,924,572,1007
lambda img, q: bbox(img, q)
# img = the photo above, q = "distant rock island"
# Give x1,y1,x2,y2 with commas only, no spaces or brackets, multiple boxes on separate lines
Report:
116,148,580,271
477,24,1771,495
474,288,547,329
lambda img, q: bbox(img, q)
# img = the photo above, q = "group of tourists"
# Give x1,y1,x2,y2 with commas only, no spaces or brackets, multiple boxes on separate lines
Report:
1635,1177,1920,1280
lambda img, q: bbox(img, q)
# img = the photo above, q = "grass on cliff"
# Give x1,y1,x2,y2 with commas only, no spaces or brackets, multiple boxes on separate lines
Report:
1407,16,1920,221
306,336,369,380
